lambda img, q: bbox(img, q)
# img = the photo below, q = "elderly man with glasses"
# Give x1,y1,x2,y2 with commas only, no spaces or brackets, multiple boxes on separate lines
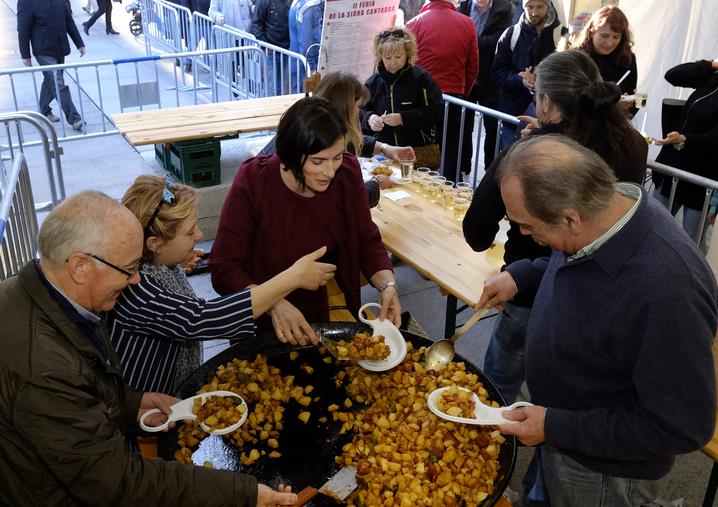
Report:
0,191,297,506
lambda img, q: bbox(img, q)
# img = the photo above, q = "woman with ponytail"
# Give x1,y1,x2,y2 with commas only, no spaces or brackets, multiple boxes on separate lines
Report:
462,49,647,406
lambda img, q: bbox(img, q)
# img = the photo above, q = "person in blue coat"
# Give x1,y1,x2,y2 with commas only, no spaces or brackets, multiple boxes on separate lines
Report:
289,0,323,71
491,0,562,149
17,0,86,131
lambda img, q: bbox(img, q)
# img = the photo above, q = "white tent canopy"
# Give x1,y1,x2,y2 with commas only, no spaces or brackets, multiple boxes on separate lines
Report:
620,1,718,152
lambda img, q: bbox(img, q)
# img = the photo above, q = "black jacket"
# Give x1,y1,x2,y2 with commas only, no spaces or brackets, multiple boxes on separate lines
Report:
17,0,84,59
250,0,290,48
657,60,718,210
361,63,443,148
591,51,637,96
457,0,513,104
492,11,560,116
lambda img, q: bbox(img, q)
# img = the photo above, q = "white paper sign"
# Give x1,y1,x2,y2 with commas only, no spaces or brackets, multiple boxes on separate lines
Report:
318,0,399,82
384,190,411,201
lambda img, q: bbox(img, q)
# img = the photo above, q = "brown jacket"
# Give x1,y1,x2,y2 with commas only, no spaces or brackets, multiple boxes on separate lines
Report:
0,262,257,506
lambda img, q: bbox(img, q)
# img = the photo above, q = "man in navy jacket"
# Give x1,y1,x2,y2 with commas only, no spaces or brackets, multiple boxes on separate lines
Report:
479,134,717,504
17,0,86,130
491,0,560,150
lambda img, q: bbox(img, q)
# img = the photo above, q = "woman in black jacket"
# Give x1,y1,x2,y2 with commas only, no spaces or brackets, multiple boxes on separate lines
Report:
463,50,648,404
362,27,444,153
653,59,718,251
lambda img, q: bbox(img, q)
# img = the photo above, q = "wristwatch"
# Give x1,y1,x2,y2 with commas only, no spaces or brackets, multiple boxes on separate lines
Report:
377,280,398,292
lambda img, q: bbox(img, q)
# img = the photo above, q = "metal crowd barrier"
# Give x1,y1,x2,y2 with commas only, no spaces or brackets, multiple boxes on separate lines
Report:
0,111,64,213
646,159,718,248
0,153,38,281
440,94,519,187
0,47,269,145
139,0,308,98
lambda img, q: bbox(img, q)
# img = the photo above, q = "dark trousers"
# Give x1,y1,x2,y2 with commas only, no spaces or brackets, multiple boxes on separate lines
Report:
86,0,113,31
36,54,81,124
439,92,474,183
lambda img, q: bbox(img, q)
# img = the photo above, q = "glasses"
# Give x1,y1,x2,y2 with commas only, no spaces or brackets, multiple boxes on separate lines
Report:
144,177,177,236
87,253,140,280
378,29,407,40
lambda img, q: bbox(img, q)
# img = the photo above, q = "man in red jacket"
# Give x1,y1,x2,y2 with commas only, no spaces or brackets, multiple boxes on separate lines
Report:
407,0,478,182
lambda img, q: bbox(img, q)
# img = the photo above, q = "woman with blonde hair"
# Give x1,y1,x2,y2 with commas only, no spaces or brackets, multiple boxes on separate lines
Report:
110,174,336,393
362,27,443,160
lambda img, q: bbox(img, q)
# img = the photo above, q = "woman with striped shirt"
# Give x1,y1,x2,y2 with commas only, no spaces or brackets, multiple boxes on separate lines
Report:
110,175,336,393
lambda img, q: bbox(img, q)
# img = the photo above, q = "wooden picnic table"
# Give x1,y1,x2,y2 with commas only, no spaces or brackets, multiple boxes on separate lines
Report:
370,182,504,338
112,94,304,146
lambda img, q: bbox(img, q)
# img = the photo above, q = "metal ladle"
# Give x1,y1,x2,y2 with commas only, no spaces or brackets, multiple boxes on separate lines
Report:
424,307,492,371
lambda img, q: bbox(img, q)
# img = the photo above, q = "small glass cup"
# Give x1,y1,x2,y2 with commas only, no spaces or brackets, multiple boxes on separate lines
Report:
425,180,443,204
398,158,414,184
455,182,472,192
441,181,455,208
421,170,440,196
414,166,430,188
634,90,648,109
453,196,469,222
456,186,473,202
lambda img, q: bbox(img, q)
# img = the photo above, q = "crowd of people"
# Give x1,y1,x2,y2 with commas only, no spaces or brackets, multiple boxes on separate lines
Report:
7,0,718,505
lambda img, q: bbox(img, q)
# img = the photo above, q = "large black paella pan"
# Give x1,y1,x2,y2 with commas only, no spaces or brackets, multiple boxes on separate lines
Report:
161,322,517,506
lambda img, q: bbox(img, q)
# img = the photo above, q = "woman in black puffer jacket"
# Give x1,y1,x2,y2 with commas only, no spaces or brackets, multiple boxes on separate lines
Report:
361,27,444,151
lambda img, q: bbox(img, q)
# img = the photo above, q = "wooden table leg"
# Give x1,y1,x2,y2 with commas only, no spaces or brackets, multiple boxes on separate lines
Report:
704,461,718,507
444,294,458,338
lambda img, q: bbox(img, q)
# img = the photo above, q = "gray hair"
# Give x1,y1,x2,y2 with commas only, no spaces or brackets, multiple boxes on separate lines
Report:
38,191,126,267
496,134,617,224
534,50,619,117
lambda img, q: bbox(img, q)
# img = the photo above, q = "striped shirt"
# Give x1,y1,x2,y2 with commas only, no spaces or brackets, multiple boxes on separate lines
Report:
109,272,254,394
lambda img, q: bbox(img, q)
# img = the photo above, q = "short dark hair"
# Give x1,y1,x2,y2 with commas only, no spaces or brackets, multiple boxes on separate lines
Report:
275,97,347,188
496,134,617,224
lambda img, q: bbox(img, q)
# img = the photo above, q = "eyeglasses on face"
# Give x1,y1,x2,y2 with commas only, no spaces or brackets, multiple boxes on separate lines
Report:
144,176,178,236
85,253,141,279
378,29,407,40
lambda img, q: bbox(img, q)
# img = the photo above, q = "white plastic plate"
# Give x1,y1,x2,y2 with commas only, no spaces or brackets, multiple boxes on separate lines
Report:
355,302,408,372
427,386,533,425
139,390,248,435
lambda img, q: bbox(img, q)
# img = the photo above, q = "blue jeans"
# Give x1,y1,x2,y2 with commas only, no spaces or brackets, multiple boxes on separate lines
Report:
35,54,81,124
483,302,531,404
653,188,710,253
541,446,662,507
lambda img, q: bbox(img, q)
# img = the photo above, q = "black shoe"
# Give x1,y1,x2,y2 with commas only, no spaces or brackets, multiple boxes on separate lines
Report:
82,22,90,35
82,6,91,13
106,28,120,35
183,63,192,73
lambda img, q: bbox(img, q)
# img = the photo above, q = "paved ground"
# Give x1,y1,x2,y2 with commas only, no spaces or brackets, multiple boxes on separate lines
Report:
1,0,716,503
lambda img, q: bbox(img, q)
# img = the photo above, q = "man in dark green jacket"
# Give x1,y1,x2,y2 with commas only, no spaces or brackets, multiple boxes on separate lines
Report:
0,191,297,506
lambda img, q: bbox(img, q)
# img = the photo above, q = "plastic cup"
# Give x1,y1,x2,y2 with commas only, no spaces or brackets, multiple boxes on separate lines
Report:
425,181,442,204
414,167,430,189
421,170,440,196
453,196,469,221
441,181,455,208
398,159,414,184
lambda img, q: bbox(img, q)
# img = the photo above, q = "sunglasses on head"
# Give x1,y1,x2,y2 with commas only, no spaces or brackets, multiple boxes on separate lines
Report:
143,176,177,236
378,29,407,40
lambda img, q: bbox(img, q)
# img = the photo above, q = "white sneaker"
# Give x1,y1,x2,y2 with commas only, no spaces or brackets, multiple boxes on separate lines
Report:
72,119,85,131
45,112,61,123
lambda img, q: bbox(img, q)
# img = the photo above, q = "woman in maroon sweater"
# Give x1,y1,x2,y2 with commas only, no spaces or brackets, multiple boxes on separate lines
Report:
210,97,400,345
